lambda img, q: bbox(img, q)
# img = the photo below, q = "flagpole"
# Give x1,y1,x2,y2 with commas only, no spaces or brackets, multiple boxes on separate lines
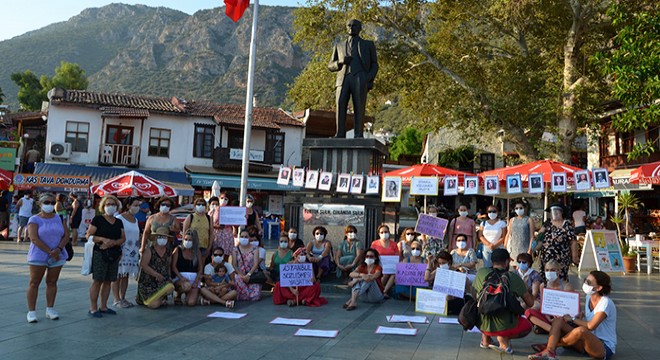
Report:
239,0,259,208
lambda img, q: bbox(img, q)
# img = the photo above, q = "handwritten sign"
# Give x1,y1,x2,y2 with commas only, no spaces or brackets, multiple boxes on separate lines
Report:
219,206,247,226
279,263,313,287
410,176,438,196
541,288,580,317
432,268,467,298
380,255,399,275
294,329,338,338
415,214,449,239
375,326,418,336
395,263,428,287
415,288,447,315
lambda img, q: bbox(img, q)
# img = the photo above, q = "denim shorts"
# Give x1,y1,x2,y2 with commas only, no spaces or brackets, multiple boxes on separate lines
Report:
601,340,613,360
28,258,67,268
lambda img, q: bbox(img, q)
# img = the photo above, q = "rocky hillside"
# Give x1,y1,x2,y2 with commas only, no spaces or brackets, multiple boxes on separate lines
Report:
0,3,306,109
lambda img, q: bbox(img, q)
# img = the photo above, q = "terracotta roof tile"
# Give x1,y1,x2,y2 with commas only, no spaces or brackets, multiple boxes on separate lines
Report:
51,89,184,113
100,107,150,118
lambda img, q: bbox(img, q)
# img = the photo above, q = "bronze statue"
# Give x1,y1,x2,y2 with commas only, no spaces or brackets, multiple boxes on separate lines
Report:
328,19,378,138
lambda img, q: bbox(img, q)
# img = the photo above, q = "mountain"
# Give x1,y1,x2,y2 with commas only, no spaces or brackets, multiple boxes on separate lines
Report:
0,3,306,110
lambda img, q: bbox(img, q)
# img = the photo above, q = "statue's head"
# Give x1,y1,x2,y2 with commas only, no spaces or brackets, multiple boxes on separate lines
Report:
347,19,362,36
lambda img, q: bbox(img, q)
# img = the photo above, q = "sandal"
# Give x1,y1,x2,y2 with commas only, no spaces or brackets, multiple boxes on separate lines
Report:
200,298,211,306
342,303,349,309
531,344,547,353
346,305,356,311
225,300,234,309
527,350,557,360
488,344,513,354
479,342,491,349
287,300,295,307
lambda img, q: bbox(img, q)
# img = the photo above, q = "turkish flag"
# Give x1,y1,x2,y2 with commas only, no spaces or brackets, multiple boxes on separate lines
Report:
225,0,249,22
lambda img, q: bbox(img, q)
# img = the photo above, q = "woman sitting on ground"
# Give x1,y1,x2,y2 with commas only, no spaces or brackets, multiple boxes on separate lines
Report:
232,229,262,301
335,225,364,280
424,249,473,315
450,233,478,274
370,224,400,298
393,240,425,299
136,227,174,309
528,271,616,360
273,248,327,307
306,226,333,281
200,263,237,308
269,234,293,283
343,248,384,311
525,259,574,334
171,229,204,306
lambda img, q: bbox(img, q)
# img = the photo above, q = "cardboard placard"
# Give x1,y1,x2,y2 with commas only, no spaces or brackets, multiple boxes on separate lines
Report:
279,263,314,287
415,288,447,315
219,206,247,226
415,214,449,239
540,288,580,317
432,268,467,298
395,263,428,287
380,255,399,275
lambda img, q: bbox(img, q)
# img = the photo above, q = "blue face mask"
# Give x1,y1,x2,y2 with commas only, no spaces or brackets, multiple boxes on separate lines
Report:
518,262,529,272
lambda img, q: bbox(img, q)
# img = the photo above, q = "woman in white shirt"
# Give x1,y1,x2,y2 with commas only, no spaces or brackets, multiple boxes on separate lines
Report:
528,270,616,360
478,206,507,268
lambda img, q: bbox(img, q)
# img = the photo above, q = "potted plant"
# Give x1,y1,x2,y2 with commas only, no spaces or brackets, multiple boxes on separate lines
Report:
620,242,637,273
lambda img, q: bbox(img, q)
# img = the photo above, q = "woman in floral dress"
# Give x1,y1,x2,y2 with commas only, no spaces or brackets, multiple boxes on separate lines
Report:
538,204,579,282
231,229,261,301
208,193,235,260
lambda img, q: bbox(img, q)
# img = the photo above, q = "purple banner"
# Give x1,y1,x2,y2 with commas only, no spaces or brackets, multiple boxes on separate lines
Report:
395,263,428,287
415,214,449,239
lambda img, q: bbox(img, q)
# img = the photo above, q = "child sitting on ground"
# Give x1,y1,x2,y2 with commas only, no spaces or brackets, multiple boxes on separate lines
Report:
205,263,233,298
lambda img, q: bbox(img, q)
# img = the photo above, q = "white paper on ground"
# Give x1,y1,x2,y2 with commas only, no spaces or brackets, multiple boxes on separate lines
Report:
375,326,418,336
294,329,339,338
270,317,312,326
387,315,429,324
207,312,247,319
438,317,460,324
467,327,481,333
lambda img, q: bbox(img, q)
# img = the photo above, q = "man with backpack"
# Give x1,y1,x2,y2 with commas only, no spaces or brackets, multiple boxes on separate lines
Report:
474,248,534,354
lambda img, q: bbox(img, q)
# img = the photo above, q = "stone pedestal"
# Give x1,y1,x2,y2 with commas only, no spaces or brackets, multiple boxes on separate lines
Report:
302,138,387,175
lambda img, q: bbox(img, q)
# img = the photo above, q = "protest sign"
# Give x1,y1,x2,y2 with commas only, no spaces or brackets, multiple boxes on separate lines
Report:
415,214,449,239
380,256,399,275
541,288,580,317
219,206,247,226
415,289,447,315
375,326,418,336
395,263,428,287
279,263,313,287
432,268,467,298
410,176,438,196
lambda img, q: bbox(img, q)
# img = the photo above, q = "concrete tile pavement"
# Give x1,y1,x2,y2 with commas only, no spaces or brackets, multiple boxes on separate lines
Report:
1,241,659,360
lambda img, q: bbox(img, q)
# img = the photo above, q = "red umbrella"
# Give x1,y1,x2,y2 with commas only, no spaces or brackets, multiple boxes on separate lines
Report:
630,160,660,185
383,163,475,185
479,159,582,184
91,170,177,198
0,169,12,190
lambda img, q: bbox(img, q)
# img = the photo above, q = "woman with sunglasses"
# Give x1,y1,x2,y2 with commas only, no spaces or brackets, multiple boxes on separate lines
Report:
200,246,237,308
343,248,384,311
394,240,425,299
171,229,204,306
398,227,417,258
505,200,535,262
450,233,477,274
479,206,508,268
25,193,70,323
306,226,333,281
525,259,573,335
370,224,400,298
208,193,236,261
336,225,364,280
140,196,179,254
528,271,616,360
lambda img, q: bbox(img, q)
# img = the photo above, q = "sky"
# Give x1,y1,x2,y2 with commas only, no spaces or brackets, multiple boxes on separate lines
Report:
0,1,302,41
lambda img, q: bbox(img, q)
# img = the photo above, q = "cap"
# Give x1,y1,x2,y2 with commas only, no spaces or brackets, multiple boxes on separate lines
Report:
491,248,512,263
149,227,174,241
293,247,306,258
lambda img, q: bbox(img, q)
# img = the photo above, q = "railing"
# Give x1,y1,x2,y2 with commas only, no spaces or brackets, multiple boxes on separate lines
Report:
99,143,140,167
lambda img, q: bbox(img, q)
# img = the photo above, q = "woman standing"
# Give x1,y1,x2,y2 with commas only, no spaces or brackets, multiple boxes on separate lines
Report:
505,201,535,261
447,204,478,250
232,229,262,301
54,193,68,221
343,248,384,310
69,192,82,246
208,194,235,261
269,234,293,282
398,227,416,258
370,224,400,298
182,197,213,260
87,195,125,318
335,225,364,279
25,193,70,323
306,226,333,281
171,229,204,306
273,248,327,307
140,197,179,253
538,204,579,282
478,206,508,268
136,227,174,309
112,197,141,308
245,195,263,236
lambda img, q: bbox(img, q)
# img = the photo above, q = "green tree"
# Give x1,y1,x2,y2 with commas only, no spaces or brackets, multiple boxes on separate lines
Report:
11,70,45,111
41,61,89,93
389,127,424,161
11,61,88,111
594,1,660,160
0,86,4,104
289,0,612,162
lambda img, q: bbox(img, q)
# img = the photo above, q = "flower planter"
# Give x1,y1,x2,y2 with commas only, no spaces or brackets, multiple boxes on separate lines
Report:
623,255,636,273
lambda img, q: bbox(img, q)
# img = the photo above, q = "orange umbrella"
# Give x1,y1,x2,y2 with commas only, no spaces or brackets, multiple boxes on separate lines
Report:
630,160,660,185
383,163,475,185
479,159,582,184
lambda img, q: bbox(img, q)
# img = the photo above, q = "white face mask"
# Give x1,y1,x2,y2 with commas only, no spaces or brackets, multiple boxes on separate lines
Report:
279,241,288,249
488,212,498,220
515,209,525,216
159,205,170,214
298,255,307,262
545,271,558,282
288,233,297,240
195,205,206,213
315,234,325,241
156,237,168,247
459,211,468,217
406,234,415,241
213,256,224,263
582,283,594,295
239,237,249,246
183,240,193,249
246,202,253,208
221,199,229,206
105,205,117,216
42,204,55,213
129,206,140,215
250,241,260,248
457,241,467,250
209,204,218,211
365,258,375,265
438,263,450,270
380,232,390,240
347,233,357,240
411,249,421,257
429,212,438,217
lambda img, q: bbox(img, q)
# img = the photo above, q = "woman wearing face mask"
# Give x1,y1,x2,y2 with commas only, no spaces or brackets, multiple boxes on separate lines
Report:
479,206,508,268
421,205,446,257
269,234,293,283
336,225,364,280
393,240,425,299
231,229,262,301
447,205,478,250
287,227,305,252
25,193,70,323
136,227,174,309
505,201,535,261
537,203,579,283
450,233,477,274
273,248,328,307
424,250,473,315
171,229,203,306
306,226,333,281
245,194,263,236
343,248,384,310
398,227,417,258
140,196,180,254
208,194,236,261
525,259,573,335
182,197,213,260
528,271,616,360
370,224,400,298
200,246,238,307
87,195,126,318
111,197,141,309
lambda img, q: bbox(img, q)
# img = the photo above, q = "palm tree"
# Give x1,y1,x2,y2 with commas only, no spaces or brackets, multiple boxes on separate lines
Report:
617,192,641,241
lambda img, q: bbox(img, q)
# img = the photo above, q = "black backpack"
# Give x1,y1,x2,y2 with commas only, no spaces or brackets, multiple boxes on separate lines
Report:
458,298,480,331
477,269,524,316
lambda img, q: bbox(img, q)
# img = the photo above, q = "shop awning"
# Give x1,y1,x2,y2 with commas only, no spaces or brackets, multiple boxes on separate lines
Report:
186,165,297,191
609,168,653,191
34,163,194,196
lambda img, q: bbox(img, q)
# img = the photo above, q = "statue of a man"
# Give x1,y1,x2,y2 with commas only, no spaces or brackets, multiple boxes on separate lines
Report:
328,19,378,138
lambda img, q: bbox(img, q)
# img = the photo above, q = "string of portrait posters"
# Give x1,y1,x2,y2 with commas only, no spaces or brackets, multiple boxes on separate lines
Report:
276,166,380,195
380,167,612,203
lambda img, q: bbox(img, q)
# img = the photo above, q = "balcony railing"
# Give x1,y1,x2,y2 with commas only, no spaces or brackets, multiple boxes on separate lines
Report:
99,143,140,167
